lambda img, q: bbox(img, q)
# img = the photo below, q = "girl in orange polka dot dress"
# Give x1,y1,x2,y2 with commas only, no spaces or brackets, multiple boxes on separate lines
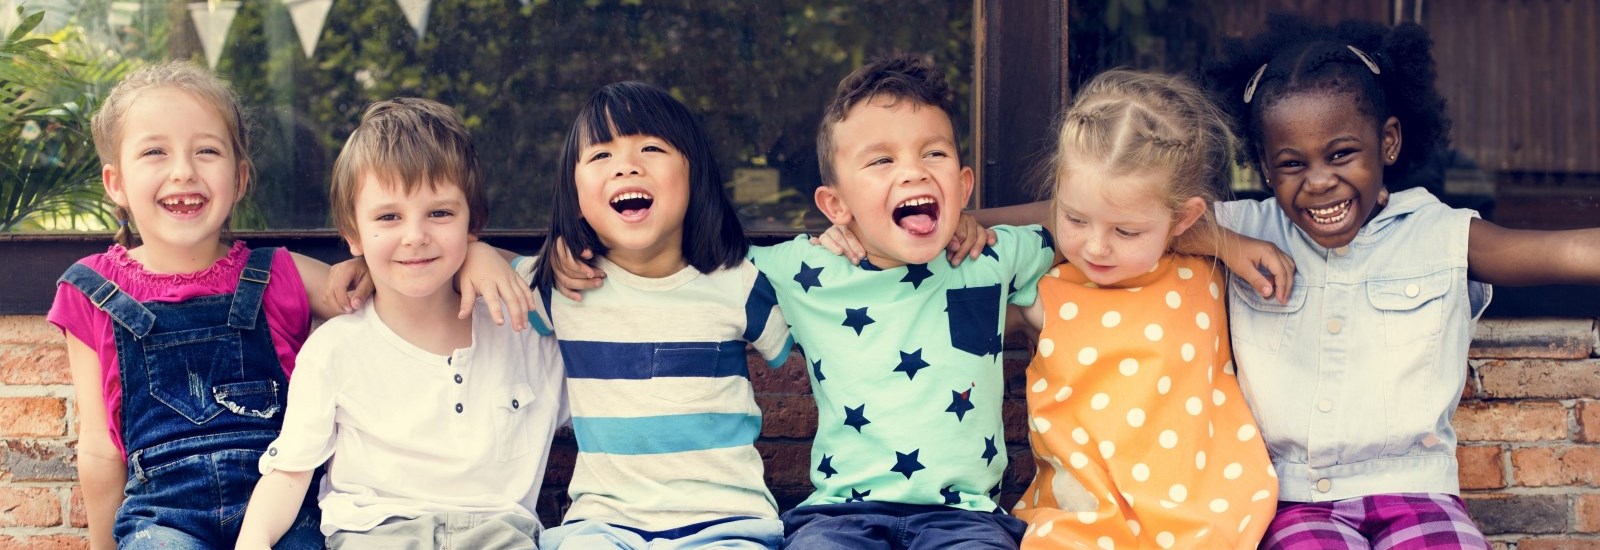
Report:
1011,70,1278,549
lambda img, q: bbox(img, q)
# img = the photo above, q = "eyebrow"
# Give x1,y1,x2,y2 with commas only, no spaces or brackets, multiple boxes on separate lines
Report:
846,135,957,160
1270,134,1362,158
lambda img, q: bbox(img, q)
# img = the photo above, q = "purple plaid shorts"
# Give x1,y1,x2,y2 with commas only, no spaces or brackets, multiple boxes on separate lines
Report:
1261,493,1488,549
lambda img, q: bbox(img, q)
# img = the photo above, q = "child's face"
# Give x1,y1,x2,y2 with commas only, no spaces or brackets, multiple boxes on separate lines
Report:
1053,164,1192,287
573,132,691,265
816,97,973,268
346,173,472,303
102,87,245,254
1259,91,1400,249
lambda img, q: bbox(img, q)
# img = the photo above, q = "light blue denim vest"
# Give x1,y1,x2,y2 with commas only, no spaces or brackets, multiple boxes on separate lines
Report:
1217,188,1490,502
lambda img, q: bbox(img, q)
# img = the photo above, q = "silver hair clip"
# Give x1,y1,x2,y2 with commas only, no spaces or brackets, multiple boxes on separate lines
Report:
1242,63,1268,104
1347,45,1381,75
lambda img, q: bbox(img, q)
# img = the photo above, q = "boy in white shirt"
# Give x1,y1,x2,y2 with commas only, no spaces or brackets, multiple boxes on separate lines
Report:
236,98,566,549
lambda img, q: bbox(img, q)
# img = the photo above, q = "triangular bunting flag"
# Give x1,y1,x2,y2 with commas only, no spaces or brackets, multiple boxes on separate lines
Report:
284,0,332,58
395,0,429,40
188,1,239,69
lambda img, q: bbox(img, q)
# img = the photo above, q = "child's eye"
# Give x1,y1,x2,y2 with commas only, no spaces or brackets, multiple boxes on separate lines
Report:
867,157,892,167
642,145,667,153
140,148,165,157
197,147,223,156
1330,149,1358,161
1115,228,1142,238
375,213,399,222
587,151,611,163
1275,159,1305,170
1065,215,1087,226
925,150,950,159
429,210,455,219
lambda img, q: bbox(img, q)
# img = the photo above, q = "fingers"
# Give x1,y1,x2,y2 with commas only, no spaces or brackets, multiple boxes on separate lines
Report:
1272,253,1297,304
350,274,372,311
557,285,584,303
459,280,481,321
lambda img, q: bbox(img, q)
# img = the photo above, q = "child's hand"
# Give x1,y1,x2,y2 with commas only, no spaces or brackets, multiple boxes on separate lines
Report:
551,237,604,302
811,224,865,265
324,258,373,314
1221,235,1296,304
458,241,534,330
945,211,997,267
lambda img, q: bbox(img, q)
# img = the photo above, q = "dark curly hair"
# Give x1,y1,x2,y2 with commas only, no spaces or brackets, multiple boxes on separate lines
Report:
1201,14,1451,192
816,54,959,186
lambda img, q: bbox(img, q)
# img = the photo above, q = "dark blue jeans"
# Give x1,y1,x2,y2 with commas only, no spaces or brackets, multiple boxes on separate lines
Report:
782,502,1025,549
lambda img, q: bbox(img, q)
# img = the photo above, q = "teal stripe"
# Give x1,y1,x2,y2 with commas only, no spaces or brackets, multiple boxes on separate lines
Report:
572,413,761,456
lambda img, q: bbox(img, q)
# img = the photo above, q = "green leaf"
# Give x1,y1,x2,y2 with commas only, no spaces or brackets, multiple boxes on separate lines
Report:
7,10,44,42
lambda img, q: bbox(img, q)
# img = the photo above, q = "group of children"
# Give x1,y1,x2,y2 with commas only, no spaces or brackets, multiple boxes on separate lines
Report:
50,14,1600,550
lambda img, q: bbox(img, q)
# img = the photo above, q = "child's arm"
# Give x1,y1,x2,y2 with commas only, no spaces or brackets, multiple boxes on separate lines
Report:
1172,224,1296,304
291,253,363,320
811,213,998,267
1468,220,1600,285
65,336,124,550
235,468,314,550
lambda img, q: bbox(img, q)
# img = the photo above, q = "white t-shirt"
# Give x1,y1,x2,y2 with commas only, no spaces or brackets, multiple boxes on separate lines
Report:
260,301,567,535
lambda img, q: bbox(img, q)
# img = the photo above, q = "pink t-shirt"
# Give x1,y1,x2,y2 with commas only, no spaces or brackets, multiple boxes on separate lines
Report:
48,241,311,458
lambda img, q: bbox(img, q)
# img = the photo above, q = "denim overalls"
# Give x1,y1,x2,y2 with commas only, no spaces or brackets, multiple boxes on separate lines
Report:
61,247,323,549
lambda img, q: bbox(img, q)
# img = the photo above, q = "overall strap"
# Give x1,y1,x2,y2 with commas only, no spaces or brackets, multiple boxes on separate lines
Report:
228,247,277,330
59,263,155,338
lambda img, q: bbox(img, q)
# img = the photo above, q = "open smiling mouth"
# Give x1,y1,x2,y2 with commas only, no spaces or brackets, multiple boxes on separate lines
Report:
1307,199,1352,225
893,196,939,237
610,191,654,220
159,195,207,215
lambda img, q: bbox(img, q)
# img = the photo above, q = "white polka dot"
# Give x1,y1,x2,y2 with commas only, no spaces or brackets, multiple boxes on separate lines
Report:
1252,490,1271,502
1102,311,1122,328
1208,421,1215,437
1208,364,1215,384
1126,286,1142,293
1169,484,1187,502
1224,360,1236,375
1048,267,1061,278
1033,417,1052,433
1181,343,1196,362
1239,515,1254,533
1160,499,1178,509
1122,491,1135,507
1091,393,1111,410
1213,388,1226,406
1157,376,1171,395
1268,464,1278,478
1039,338,1055,357
1157,532,1176,548
1016,501,1029,513
1159,430,1178,449
1210,281,1220,299
1031,378,1048,393
1097,536,1114,550
1059,302,1079,320
1099,441,1116,459
1055,386,1073,402
1196,312,1211,329
1210,499,1229,513
1036,520,1052,537
1195,451,1206,469
1072,427,1090,445
1197,527,1210,539
1079,511,1098,524
1177,267,1194,280
1132,463,1150,482
1186,397,1203,415
1224,463,1243,480
1084,282,1100,288
1127,408,1146,428
1215,335,1221,351
1144,324,1164,341
1238,424,1258,441
1128,519,1142,536
1119,358,1139,376
1078,347,1098,365
1070,452,1089,469
1165,290,1182,309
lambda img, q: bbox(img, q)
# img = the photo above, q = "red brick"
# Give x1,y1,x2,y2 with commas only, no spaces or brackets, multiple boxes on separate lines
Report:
0,344,70,385
1003,353,1030,398
1479,359,1600,399
1457,445,1505,490
69,486,86,528
1455,402,1568,442
749,351,812,395
0,397,67,437
0,316,59,345
1002,397,1029,445
542,441,575,488
757,394,818,438
1517,539,1600,550
1469,318,1595,359
757,441,814,491
1512,447,1600,487
1577,494,1600,533
0,439,77,482
0,535,89,549
1580,401,1600,444
0,486,62,527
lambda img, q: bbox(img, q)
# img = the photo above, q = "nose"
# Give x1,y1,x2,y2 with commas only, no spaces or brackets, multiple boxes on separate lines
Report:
1305,163,1338,194
1083,229,1110,258
612,150,643,178
400,218,429,248
170,154,196,183
896,158,932,185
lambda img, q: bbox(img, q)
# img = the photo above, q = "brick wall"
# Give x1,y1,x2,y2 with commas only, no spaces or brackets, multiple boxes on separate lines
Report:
4,314,1598,548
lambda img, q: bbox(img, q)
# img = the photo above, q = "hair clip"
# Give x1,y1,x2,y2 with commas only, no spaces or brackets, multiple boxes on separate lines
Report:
117,219,129,228
1242,63,1269,104
1347,45,1382,75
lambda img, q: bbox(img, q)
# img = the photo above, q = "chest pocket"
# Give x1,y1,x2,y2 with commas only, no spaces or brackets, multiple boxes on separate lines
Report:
141,325,251,424
652,345,724,404
1227,274,1305,354
494,383,537,462
1367,271,1452,346
946,284,1002,357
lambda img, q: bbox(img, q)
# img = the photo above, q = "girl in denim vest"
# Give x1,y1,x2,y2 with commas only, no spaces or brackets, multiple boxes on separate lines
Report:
1204,15,1600,548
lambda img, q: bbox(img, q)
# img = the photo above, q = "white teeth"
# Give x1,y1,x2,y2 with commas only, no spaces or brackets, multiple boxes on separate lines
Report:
896,197,935,208
160,197,204,206
610,191,652,204
1307,200,1351,224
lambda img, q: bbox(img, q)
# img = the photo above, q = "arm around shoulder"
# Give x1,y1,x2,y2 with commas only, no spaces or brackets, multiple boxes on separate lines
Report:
1468,219,1600,285
65,335,125,550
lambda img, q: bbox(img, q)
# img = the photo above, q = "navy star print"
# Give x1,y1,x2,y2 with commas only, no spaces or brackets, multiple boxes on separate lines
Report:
818,455,838,479
846,488,871,503
900,263,933,289
1035,226,1054,249
941,485,962,505
812,359,825,382
894,349,930,380
794,262,824,292
946,389,975,421
842,307,874,335
843,404,871,432
982,436,999,466
891,449,926,479
981,244,999,260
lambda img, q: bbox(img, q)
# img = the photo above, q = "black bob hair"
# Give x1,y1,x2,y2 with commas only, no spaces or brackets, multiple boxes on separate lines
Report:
1201,14,1452,193
530,81,748,291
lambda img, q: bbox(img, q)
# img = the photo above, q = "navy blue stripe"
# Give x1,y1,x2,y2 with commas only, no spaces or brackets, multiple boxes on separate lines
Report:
742,271,778,344
559,340,749,380
572,413,760,455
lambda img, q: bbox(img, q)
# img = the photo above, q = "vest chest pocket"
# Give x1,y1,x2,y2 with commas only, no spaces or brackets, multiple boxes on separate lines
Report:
1367,271,1452,347
1227,274,1305,354
141,325,247,424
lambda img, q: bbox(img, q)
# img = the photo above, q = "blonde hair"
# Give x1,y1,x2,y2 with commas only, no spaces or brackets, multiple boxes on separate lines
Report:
91,61,252,248
1047,70,1234,225
328,98,486,242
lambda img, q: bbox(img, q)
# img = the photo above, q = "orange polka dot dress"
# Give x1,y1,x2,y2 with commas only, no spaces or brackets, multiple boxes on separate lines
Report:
1014,255,1276,549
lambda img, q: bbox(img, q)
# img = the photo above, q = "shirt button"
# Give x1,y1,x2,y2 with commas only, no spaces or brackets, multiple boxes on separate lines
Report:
1317,400,1333,413
268,447,278,456
1327,319,1343,334
447,356,452,366
455,403,464,414
1405,284,1420,298
454,374,463,384
1316,478,1332,493
511,399,520,409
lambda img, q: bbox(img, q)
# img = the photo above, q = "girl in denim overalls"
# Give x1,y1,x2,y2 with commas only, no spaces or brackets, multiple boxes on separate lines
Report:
48,62,352,549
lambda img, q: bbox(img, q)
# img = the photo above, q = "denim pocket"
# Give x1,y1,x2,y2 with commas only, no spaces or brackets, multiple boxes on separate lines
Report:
946,284,1002,357
1368,271,1451,346
212,380,280,419
141,325,245,424
494,383,537,462
1227,274,1305,353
